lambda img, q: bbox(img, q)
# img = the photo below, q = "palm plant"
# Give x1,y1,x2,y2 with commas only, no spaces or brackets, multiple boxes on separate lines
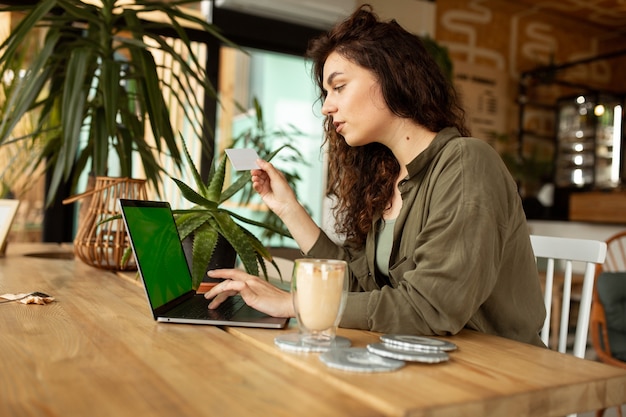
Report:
0,36,44,199
0,0,230,205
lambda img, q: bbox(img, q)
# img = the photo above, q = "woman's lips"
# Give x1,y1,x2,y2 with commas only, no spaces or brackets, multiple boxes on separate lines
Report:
334,121,344,133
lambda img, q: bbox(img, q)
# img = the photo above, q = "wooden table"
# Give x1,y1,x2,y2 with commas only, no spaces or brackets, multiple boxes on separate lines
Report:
2,243,626,417
0,244,377,417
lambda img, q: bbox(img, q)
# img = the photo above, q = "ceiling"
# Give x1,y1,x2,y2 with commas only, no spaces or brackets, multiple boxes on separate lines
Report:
515,0,626,37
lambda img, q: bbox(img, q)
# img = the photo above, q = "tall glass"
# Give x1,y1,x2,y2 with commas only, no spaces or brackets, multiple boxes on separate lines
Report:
275,258,349,352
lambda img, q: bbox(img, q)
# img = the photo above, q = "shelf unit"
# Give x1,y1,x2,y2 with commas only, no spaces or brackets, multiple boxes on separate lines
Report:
516,49,626,220
554,94,623,189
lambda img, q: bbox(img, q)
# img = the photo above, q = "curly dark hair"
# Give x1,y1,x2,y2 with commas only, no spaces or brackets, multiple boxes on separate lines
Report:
306,4,468,246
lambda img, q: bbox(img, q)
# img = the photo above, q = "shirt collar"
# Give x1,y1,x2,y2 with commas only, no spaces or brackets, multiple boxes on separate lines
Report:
405,127,461,179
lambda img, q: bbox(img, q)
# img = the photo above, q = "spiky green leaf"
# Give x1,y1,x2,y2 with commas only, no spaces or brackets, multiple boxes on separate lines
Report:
219,171,251,204
224,208,292,239
207,155,227,202
171,178,218,209
212,211,258,276
180,136,207,197
190,223,219,290
175,211,212,241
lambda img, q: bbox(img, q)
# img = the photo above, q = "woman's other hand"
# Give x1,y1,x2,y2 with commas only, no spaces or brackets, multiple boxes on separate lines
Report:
251,159,321,253
251,159,298,219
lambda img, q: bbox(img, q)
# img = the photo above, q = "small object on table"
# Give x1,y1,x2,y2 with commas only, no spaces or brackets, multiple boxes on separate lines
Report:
0,291,54,305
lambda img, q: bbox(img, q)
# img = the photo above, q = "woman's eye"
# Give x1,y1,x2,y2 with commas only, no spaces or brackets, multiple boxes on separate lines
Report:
334,84,345,92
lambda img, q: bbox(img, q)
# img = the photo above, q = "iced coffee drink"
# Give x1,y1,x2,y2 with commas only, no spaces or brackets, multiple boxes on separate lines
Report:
295,260,346,332
274,259,349,352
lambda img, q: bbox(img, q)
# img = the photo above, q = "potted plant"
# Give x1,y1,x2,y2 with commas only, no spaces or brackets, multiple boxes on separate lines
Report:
171,136,294,291
0,0,230,205
104,97,304,288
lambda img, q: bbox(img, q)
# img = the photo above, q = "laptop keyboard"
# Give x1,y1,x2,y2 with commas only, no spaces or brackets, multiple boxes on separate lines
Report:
168,295,246,320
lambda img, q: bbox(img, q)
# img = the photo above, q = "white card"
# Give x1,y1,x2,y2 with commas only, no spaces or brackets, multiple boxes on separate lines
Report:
225,148,261,171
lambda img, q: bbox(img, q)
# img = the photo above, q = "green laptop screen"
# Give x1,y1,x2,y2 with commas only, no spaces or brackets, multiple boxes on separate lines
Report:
121,203,191,309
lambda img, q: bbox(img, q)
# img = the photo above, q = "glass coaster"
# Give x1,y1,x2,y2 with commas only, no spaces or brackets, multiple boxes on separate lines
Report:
367,343,449,363
320,347,405,373
274,333,351,353
380,334,457,352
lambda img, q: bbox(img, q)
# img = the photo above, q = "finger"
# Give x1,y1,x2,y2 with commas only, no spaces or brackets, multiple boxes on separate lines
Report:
251,171,264,180
251,169,269,186
256,159,284,181
204,278,235,299
251,175,268,191
204,278,242,303
206,291,225,307
255,159,271,170
204,278,231,299
207,291,238,309
250,162,267,176
207,268,256,282
204,276,249,299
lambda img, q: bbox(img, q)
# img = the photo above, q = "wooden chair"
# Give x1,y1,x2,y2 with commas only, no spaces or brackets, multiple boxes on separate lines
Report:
530,235,607,359
590,231,626,417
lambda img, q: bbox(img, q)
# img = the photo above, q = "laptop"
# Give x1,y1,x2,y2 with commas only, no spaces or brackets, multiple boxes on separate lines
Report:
118,198,288,329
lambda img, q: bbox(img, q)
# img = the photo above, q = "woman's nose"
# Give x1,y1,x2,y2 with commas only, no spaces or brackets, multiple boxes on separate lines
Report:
321,96,336,116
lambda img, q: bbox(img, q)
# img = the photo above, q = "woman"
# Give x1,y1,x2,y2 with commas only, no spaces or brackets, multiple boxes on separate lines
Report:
205,5,546,347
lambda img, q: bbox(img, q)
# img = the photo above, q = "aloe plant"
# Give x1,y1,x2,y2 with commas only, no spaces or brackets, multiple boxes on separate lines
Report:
0,0,231,205
171,138,293,290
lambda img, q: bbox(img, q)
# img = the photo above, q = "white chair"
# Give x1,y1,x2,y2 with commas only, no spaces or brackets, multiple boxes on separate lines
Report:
530,235,607,359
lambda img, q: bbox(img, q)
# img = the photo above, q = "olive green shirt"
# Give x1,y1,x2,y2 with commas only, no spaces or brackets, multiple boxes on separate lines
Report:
307,127,546,347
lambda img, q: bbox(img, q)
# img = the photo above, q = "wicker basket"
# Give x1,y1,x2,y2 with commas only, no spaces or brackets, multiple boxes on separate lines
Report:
70,176,147,270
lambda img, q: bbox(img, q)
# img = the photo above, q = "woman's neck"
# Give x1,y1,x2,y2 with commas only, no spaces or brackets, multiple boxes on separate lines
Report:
385,120,436,167
381,120,437,221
